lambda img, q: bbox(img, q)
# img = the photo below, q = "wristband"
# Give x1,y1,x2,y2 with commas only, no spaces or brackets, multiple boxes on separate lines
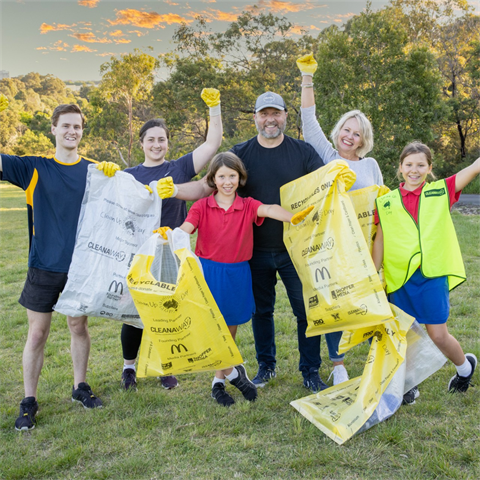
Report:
302,83,314,88
172,184,179,198
301,72,314,76
209,102,221,117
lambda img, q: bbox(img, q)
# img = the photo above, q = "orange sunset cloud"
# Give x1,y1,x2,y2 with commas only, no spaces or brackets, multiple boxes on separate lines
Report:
108,9,192,29
71,32,112,43
40,23,75,34
204,10,239,22
72,45,97,52
255,0,320,14
109,30,125,37
78,0,99,7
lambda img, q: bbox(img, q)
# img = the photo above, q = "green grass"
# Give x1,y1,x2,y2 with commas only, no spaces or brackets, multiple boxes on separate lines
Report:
1,181,479,480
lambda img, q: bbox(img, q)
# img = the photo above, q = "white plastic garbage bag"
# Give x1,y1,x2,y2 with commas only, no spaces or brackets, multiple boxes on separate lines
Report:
55,165,162,327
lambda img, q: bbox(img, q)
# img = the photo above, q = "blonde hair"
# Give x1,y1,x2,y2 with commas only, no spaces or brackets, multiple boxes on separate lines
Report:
396,141,436,181
330,110,374,158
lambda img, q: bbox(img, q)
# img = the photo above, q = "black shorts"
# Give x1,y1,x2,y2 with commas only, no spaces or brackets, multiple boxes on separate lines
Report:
19,267,68,313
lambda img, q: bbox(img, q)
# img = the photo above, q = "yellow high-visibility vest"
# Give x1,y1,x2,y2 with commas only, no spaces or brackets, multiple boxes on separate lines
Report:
376,180,465,294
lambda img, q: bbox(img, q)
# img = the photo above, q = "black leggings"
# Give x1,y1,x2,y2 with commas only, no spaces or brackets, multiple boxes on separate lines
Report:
121,323,144,361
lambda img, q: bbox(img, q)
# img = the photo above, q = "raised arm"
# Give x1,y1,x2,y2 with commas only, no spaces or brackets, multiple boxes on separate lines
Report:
455,157,480,192
192,88,223,174
297,54,316,109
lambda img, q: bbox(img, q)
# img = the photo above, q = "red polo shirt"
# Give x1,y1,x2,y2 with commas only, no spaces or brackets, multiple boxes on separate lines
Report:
374,175,460,225
185,193,265,263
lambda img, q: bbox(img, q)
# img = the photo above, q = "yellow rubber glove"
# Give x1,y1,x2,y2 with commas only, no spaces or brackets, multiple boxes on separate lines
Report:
157,176,178,199
296,54,318,76
97,161,120,177
144,185,153,194
291,205,314,225
153,226,172,240
201,88,220,107
0,94,9,112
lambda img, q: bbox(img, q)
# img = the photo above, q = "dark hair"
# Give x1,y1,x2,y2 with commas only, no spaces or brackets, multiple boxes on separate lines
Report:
397,141,436,180
205,152,248,189
51,104,85,127
139,119,170,142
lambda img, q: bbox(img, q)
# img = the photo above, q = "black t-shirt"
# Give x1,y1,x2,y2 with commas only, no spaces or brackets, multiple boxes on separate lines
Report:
232,135,324,251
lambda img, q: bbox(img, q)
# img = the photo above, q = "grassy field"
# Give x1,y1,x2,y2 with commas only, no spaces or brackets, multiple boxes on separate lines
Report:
0,182,479,480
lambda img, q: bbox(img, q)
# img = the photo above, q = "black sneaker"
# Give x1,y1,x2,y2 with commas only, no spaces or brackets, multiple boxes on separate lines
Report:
252,365,276,387
448,353,477,393
15,397,38,431
230,365,257,402
303,368,328,393
402,386,419,405
72,382,103,409
211,383,235,407
121,368,137,391
160,375,178,390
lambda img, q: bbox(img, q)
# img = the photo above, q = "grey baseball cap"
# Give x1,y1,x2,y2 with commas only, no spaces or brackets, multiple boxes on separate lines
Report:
254,92,287,113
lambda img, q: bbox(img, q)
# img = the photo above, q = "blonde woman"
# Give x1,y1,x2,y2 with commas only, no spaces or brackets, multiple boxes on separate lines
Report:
297,54,384,385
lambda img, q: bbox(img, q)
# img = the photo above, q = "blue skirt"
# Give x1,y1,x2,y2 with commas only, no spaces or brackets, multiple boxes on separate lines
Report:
199,257,255,326
388,269,450,324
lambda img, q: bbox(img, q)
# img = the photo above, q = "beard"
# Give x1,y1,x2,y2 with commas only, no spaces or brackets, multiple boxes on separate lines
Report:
255,119,286,139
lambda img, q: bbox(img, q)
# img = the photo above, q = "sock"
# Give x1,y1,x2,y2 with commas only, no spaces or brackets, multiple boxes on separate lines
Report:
212,377,225,388
124,364,136,372
226,367,239,382
456,358,472,377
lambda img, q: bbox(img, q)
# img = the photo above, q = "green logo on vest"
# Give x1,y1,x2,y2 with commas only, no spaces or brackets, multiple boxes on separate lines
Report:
424,188,445,197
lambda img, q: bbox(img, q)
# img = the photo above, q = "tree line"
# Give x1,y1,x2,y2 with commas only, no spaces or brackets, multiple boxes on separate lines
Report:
1,0,479,187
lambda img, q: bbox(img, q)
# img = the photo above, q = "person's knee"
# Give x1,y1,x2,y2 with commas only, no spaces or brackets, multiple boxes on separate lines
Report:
27,325,50,350
427,328,449,347
67,316,89,337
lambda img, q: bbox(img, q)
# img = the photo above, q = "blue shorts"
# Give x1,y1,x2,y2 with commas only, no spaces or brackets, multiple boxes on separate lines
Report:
388,269,450,325
200,258,255,326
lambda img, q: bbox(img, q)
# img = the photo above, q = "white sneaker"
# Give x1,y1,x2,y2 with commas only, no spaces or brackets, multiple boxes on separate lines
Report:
328,365,349,385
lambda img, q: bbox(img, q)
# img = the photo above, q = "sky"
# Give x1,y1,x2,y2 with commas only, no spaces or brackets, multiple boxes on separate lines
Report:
0,0,477,82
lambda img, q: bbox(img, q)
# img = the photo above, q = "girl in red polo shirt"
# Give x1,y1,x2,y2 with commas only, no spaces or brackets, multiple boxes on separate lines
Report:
178,151,312,407
373,142,480,405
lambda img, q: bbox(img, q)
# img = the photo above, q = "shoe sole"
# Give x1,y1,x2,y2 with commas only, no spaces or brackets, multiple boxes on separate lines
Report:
448,353,478,392
72,398,103,409
252,380,266,388
161,383,178,390
15,424,35,432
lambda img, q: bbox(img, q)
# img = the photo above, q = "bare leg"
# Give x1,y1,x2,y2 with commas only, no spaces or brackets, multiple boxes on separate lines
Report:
23,310,52,398
425,323,466,366
67,315,90,389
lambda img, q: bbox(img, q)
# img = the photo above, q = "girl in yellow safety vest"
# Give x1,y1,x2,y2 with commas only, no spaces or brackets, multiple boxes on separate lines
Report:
373,142,480,404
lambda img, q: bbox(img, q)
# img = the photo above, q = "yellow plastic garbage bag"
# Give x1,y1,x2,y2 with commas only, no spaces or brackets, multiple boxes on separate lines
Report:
291,304,414,444
348,184,390,289
347,184,390,251
281,160,391,336
291,305,446,444
127,229,243,377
